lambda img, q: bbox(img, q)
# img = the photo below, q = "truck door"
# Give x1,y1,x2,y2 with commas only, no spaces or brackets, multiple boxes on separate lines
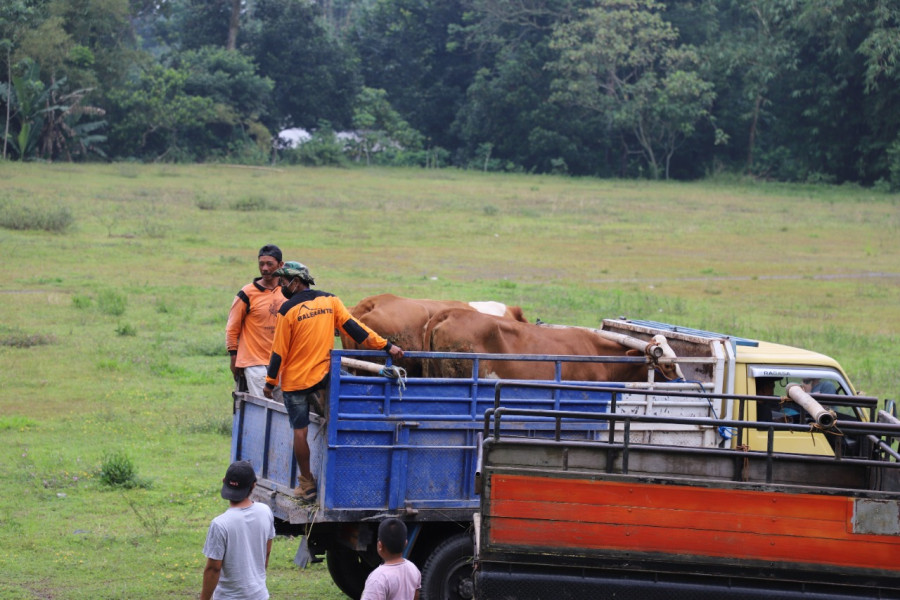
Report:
745,366,858,456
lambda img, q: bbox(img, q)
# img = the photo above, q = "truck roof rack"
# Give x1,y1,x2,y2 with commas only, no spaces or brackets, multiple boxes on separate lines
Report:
609,318,760,348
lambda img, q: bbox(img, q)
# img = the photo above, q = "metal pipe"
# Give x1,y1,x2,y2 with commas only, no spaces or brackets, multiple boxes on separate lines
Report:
785,383,836,429
340,356,387,374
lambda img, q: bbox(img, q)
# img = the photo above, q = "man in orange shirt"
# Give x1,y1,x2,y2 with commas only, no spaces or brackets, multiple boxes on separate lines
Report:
263,262,403,501
226,244,284,399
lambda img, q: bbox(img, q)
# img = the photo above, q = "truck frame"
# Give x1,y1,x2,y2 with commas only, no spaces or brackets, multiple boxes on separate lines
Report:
474,389,900,599
230,318,887,599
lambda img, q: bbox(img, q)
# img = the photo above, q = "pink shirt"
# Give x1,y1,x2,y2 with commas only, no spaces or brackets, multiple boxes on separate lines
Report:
361,559,421,600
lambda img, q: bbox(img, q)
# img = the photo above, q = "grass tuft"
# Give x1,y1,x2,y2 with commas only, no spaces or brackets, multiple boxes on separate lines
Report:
0,332,56,347
98,290,127,316
230,195,269,211
195,194,219,210
0,200,74,232
184,416,232,436
0,415,37,431
72,294,93,309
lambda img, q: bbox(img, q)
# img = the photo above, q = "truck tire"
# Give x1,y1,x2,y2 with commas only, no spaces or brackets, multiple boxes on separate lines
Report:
326,546,372,600
420,532,475,600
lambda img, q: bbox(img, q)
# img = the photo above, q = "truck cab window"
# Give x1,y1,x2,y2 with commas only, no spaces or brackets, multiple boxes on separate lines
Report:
784,376,862,421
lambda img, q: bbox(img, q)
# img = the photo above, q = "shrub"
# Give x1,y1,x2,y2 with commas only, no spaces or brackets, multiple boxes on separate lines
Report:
99,451,148,489
280,123,350,167
115,323,137,336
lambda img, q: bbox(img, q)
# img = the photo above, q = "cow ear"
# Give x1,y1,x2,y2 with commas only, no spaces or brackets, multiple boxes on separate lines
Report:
625,349,643,356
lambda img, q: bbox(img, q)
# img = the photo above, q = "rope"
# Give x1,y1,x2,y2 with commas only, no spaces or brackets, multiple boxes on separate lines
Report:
379,365,408,399
808,422,844,438
736,444,751,481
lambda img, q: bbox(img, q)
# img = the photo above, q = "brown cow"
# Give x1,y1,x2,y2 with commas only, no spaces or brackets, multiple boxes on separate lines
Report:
423,308,656,381
338,294,527,376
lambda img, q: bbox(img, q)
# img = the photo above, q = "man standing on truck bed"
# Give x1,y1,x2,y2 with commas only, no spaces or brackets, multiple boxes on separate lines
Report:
226,244,284,399
263,262,404,501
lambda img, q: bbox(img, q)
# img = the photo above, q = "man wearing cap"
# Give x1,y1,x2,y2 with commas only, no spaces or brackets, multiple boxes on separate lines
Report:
226,244,284,399
201,461,275,600
263,262,404,501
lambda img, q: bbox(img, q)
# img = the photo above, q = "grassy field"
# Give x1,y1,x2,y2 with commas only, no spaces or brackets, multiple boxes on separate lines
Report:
0,162,898,598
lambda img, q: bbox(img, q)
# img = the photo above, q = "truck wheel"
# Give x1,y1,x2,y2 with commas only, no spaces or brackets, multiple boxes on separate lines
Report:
326,546,372,600
420,532,475,600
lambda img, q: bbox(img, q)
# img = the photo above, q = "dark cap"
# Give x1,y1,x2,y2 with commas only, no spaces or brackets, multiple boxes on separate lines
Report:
221,461,256,501
258,244,282,262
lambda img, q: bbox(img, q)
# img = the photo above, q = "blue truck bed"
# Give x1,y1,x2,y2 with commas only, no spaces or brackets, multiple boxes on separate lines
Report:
232,349,638,523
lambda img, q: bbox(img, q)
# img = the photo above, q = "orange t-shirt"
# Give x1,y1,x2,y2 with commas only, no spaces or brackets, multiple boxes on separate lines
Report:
226,279,284,368
266,290,391,392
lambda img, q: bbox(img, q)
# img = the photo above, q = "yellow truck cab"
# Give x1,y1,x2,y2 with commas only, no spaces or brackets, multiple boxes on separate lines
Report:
600,319,873,457
736,341,864,455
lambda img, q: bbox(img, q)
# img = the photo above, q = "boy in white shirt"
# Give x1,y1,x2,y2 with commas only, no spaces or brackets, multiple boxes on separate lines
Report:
201,461,275,600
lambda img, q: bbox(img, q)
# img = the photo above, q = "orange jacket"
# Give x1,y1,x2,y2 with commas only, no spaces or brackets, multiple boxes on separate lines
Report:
265,290,392,392
226,279,284,368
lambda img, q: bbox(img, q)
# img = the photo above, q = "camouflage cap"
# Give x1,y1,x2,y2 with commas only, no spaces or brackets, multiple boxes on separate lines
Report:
274,261,315,285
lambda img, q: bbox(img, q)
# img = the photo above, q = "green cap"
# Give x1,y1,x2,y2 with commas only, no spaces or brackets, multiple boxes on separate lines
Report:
274,261,315,285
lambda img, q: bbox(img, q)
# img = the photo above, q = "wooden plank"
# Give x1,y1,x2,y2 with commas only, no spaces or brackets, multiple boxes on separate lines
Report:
489,499,841,539
485,474,900,573
491,474,849,520
487,517,900,571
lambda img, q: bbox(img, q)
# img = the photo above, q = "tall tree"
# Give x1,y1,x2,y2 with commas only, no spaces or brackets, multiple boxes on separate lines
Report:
106,63,217,160
549,0,715,179
450,0,607,174
227,0,241,49
249,0,360,130
350,0,475,150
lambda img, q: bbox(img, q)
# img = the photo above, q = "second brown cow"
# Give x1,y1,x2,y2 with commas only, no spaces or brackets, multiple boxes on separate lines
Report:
423,308,655,381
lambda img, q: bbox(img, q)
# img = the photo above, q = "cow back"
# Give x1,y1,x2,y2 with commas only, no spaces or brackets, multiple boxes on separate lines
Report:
424,308,648,382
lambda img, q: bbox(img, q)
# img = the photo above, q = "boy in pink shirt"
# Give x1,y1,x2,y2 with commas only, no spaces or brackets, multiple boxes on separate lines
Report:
361,519,421,600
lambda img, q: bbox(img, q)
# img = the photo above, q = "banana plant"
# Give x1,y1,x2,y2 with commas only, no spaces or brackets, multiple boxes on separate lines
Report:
1,58,63,160
1,57,105,160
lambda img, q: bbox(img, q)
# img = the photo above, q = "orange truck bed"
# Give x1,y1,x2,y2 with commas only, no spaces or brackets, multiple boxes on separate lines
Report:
475,408,900,600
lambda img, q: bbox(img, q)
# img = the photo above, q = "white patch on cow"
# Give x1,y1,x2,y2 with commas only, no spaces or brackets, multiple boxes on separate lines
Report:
469,301,507,317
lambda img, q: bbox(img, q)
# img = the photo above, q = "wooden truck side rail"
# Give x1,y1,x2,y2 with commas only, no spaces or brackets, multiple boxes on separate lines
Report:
475,403,900,600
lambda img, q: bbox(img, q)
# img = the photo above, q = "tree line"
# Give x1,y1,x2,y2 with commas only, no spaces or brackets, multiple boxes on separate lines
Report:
1,0,899,186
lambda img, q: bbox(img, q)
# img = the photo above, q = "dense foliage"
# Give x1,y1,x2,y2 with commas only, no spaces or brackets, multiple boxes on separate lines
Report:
1,0,899,184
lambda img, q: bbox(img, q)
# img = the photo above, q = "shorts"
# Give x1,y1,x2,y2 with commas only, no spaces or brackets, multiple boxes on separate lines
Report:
283,389,319,430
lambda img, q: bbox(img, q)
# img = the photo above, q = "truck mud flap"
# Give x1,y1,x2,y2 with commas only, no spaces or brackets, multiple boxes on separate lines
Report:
475,566,900,600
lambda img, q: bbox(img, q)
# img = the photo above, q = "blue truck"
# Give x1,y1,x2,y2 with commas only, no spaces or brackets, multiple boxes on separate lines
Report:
230,319,878,599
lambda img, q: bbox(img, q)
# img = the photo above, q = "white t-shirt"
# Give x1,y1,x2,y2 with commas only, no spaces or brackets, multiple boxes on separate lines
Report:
203,502,275,600
361,559,422,600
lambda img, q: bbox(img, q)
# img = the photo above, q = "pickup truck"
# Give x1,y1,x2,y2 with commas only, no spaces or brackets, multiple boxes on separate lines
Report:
474,391,900,599
231,318,884,599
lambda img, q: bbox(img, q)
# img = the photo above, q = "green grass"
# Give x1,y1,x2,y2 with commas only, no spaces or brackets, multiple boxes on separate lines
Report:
0,162,898,598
